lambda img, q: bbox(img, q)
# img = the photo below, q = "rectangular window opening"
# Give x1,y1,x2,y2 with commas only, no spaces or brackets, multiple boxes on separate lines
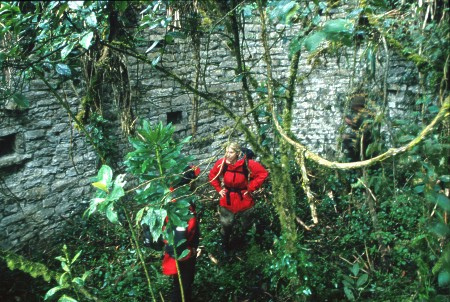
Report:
0,133,16,157
167,111,183,124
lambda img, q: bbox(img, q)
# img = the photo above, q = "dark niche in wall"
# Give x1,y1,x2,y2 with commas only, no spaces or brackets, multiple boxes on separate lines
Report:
0,133,16,156
167,111,182,124
0,132,30,169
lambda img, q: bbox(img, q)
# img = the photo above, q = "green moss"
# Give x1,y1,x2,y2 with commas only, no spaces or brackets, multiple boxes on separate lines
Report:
1,250,57,283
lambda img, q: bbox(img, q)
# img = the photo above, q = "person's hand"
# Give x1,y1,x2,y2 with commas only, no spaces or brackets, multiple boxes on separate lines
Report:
219,188,226,197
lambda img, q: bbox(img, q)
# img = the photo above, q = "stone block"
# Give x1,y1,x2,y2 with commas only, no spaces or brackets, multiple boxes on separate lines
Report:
0,213,25,227
25,130,46,140
51,179,77,192
33,208,55,222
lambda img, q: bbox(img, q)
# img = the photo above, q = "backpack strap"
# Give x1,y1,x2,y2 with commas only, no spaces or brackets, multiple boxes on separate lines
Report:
222,160,250,180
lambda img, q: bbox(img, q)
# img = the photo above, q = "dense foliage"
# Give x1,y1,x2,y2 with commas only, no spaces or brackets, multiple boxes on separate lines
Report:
1,0,449,301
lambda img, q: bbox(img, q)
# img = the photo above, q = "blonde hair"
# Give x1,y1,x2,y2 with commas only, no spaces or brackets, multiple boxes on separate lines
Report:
226,141,241,153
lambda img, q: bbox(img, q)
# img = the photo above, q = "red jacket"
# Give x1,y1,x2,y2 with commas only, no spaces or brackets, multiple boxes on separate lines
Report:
209,157,268,213
162,204,198,276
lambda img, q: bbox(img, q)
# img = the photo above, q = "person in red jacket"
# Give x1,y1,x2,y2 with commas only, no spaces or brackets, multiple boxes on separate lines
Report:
163,165,200,302
144,165,200,302
208,142,268,254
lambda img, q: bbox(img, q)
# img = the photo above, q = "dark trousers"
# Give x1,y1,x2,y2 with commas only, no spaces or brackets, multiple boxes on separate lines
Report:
219,206,255,250
171,256,196,302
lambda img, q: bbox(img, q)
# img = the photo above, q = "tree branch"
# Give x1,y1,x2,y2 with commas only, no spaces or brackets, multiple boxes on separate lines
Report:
272,96,449,170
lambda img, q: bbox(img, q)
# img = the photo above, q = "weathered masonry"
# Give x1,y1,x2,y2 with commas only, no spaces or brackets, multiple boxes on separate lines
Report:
0,9,421,251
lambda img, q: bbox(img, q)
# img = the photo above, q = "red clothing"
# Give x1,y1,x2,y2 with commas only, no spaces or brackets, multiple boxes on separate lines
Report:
162,207,198,276
209,157,268,213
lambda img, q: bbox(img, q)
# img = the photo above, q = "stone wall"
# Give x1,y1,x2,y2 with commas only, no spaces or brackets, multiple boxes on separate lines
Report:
131,16,419,163
0,80,97,251
0,10,421,251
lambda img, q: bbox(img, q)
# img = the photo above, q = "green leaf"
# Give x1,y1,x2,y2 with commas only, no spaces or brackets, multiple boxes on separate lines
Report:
68,2,83,10
323,19,353,45
55,256,66,262
72,277,84,287
115,1,128,12
242,4,254,17
356,273,368,287
86,12,97,27
11,93,30,108
439,175,450,182
304,31,326,51
152,56,160,66
430,222,450,237
343,286,355,301
81,271,91,281
142,208,167,241
80,32,94,50
269,0,299,23
323,19,352,34
106,203,119,224
289,38,302,56
136,207,145,225
177,248,190,260
58,295,78,302
71,250,82,265
428,105,439,113
44,286,62,300
61,42,75,59
0,51,5,66
92,181,108,192
145,40,159,53
55,63,71,76
87,197,105,215
438,270,450,287
58,272,69,285
414,185,424,193
398,135,415,143
61,261,70,272
107,176,126,202
351,263,359,276
92,165,113,192
436,193,450,211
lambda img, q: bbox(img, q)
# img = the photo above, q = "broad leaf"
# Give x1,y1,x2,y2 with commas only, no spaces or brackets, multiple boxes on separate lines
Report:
92,181,108,192
269,0,299,24
323,19,352,34
55,63,71,76
72,277,85,287
351,263,359,276
61,261,69,272
436,193,450,211
106,203,119,224
58,295,78,302
343,287,355,301
356,273,368,287
44,286,62,300
145,40,159,53
80,32,94,50
61,42,75,59
304,31,326,51
86,12,97,27
68,2,82,10
58,272,68,286
177,248,190,260
11,93,30,108
92,165,113,192
71,250,82,264
438,270,450,287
